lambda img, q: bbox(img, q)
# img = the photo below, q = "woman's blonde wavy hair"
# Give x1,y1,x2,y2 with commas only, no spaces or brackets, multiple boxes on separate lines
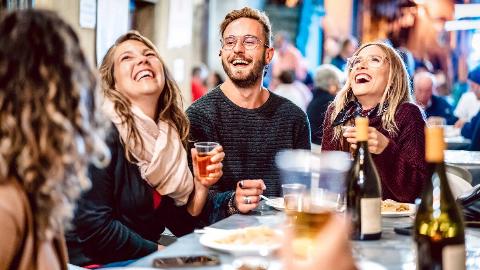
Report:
0,10,110,240
330,42,413,141
99,31,189,161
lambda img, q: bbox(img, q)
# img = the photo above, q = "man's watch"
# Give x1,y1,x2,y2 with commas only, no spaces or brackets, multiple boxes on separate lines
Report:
227,192,240,215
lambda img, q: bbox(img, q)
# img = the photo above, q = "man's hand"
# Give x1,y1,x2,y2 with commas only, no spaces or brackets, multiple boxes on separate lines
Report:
234,179,266,213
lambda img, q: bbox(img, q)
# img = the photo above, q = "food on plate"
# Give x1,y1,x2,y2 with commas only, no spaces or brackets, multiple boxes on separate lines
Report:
235,264,268,270
214,226,280,245
381,199,410,212
233,256,269,270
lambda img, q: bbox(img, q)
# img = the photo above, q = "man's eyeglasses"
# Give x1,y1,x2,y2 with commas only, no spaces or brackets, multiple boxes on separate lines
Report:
347,55,388,70
221,35,268,51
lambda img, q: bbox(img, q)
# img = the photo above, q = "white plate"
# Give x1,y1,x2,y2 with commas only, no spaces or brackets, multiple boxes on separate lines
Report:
381,203,416,217
265,197,285,210
266,197,415,216
444,125,461,138
199,228,282,254
445,150,480,165
357,260,387,270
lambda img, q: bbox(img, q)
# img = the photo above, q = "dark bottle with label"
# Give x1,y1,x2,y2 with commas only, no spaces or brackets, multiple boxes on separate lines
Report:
414,126,465,270
346,117,382,240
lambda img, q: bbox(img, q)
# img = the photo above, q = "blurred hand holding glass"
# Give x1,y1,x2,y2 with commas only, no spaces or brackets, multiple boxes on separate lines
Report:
276,150,351,260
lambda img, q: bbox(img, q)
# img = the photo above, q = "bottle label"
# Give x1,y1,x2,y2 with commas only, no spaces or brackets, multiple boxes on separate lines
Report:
360,197,381,234
442,244,466,270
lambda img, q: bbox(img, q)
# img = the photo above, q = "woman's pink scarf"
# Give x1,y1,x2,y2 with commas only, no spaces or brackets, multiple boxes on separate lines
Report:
103,98,193,206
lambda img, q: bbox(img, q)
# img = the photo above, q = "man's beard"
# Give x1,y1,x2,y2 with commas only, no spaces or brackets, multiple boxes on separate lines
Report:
222,52,266,88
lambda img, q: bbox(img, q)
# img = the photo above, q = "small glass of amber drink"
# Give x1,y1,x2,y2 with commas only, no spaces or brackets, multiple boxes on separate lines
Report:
194,142,219,178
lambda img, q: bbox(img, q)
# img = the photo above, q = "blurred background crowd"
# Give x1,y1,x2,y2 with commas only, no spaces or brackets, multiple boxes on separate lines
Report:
2,0,480,147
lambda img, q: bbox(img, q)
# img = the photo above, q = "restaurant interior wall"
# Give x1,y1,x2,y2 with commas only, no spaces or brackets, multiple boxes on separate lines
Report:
323,0,353,41
34,0,96,68
32,0,196,106
152,0,195,106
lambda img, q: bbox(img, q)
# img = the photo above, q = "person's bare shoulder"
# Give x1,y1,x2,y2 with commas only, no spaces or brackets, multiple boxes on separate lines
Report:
0,181,27,229
0,181,29,270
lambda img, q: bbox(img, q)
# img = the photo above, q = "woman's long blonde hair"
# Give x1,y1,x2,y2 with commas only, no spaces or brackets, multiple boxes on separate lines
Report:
99,31,189,161
330,42,413,141
0,10,109,240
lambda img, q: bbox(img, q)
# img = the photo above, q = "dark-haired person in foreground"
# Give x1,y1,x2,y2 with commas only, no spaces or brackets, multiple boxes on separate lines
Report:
0,10,109,270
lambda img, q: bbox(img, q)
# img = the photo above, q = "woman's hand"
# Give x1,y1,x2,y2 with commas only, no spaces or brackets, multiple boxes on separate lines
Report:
343,126,390,155
188,145,224,216
191,145,224,188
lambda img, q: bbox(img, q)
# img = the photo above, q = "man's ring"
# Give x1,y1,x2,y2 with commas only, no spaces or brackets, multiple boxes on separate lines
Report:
239,180,244,188
244,196,251,204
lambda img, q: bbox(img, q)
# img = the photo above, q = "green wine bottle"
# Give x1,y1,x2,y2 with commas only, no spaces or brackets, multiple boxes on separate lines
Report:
346,117,382,240
414,126,466,270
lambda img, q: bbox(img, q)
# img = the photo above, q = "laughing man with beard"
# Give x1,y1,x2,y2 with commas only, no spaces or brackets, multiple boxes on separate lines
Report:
186,7,311,224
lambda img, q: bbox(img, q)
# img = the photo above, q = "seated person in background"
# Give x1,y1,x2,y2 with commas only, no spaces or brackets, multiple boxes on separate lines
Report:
414,58,434,74
66,31,224,266
206,71,224,90
469,115,480,151
322,42,430,203
191,66,208,102
413,71,458,125
270,31,308,90
274,69,312,112
330,36,358,71
451,57,469,108
307,64,344,146
0,10,109,270
455,65,480,127
461,110,480,151
397,46,415,79
187,7,311,224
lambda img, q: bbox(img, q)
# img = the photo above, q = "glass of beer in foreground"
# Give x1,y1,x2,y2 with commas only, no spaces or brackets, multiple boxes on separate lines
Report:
194,142,220,178
276,150,351,260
